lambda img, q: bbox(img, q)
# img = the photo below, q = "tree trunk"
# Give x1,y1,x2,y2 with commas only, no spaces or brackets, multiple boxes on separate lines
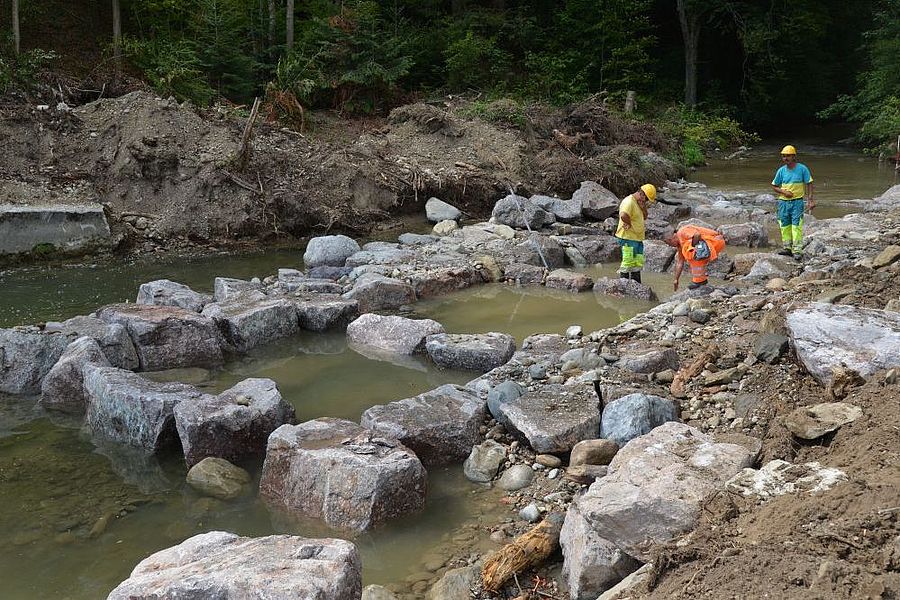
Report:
676,0,702,107
12,0,20,55
268,0,275,47
286,0,294,50
112,0,122,73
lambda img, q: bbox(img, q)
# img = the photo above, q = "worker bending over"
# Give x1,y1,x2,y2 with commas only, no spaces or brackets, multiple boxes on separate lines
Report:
615,183,657,283
666,225,726,291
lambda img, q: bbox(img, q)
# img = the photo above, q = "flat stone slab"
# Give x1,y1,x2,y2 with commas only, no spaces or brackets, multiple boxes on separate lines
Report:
546,269,594,292
175,378,297,467
782,402,862,440
107,531,361,600
343,273,417,313
786,302,900,385
360,384,486,465
96,304,225,371
294,295,360,331
425,332,516,372
593,277,657,301
0,328,70,394
0,203,111,255
202,296,299,352
495,384,601,453
259,418,426,531
407,266,485,299
347,314,444,355
84,365,213,453
137,279,211,312
40,336,110,414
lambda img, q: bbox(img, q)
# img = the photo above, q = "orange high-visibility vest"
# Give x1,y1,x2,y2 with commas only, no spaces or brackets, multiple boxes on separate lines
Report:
676,225,726,263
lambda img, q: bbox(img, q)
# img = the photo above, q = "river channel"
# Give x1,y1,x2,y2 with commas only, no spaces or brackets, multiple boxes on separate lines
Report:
0,141,894,599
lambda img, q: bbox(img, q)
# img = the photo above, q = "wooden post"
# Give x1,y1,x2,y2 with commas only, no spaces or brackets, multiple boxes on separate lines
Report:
286,0,294,50
624,90,636,114
112,0,122,73
12,0,20,55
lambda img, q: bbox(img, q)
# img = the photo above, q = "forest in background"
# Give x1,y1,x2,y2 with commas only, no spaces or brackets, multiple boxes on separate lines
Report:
1,0,898,154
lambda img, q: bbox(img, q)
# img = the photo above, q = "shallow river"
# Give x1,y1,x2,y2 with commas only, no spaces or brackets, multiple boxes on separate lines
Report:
0,141,893,599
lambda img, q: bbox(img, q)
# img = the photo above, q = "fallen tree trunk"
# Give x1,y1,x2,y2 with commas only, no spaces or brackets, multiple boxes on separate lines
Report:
670,345,720,398
482,513,564,593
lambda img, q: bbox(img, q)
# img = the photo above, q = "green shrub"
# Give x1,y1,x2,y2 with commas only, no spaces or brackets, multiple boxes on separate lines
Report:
460,98,528,128
655,105,758,166
0,41,56,94
123,37,215,105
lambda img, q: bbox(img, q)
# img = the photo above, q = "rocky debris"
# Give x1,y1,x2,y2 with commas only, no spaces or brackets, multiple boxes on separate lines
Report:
213,277,263,303
574,181,620,221
498,464,535,491
570,438,619,467
433,219,459,236
96,304,225,371
561,423,753,597
426,197,462,223
782,402,862,440
726,460,848,498
0,328,70,394
719,222,769,247
464,439,508,483
303,235,361,268
40,336,110,414
343,273,417,313
753,333,789,363
136,279,211,312
425,332,516,372
732,252,777,276
186,457,251,500
202,296,299,352
593,277,658,301
347,314,444,355
294,295,360,331
786,302,900,384
487,380,525,419
360,384,486,466
107,531,361,600
492,194,552,230
545,269,594,292
618,348,679,374
175,378,296,467
259,418,426,531
600,393,679,446
495,384,601,453
84,365,212,453
643,240,676,272
59,315,140,370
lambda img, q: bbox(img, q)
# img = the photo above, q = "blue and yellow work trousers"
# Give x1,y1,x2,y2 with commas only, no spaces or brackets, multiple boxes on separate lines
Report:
616,238,644,273
777,199,805,255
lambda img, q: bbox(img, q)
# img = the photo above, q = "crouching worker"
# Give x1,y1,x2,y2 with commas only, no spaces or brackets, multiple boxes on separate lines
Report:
666,225,726,291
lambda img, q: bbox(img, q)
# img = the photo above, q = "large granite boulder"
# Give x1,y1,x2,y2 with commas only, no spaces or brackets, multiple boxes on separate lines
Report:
59,315,139,370
213,277,262,303
107,531,362,600
425,332,516,372
40,336,110,414
495,384,601,453
593,277,657,302
360,384,486,465
175,378,296,467
347,314,444,355
0,328,70,394
426,197,462,223
136,279,211,312
560,423,753,598
600,393,679,446
260,418,427,531
407,265,485,299
202,296,298,352
515,234,566,268
574,181,620,221
303,235,361,268
492,194,551,230
786,302,900,385
294,295,360,331
96,304,225,371
84,365,212,453
531,194,582,223
342,273,417,313
560,234,621,264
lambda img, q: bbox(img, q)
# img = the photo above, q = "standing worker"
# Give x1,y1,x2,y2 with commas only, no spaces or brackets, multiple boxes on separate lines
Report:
615,183,657,283
666,224,726,291
771,145,815,259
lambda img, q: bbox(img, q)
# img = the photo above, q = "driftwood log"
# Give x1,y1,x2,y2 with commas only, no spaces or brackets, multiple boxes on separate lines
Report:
670,345,720,398
482,513,565,593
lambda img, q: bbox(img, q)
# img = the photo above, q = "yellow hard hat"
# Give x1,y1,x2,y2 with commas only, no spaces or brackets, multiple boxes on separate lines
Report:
780,145,797,155
640,183,657,203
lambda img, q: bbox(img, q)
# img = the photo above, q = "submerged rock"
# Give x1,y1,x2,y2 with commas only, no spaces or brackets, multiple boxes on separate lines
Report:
545,269,594,292
303,234,361,268
0,328,70,394
186,457,251,500
259,418,426,531
425,332,516,372
107,531,361,600
137,279,211,312
40,336,110,414
347,313,444,355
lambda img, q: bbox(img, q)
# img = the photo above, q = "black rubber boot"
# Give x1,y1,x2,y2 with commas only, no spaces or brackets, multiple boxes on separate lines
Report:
777,247,793,257
630,271,642,284
619,271,630,279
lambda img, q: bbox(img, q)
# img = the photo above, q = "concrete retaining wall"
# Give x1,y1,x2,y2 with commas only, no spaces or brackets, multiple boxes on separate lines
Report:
0,204,112,255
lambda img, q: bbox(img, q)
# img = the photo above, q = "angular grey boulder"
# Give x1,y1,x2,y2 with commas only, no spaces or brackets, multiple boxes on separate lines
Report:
342,273,417,313
719,222,768,247
643,240,676,272
425,332,516,372
294,295,360,331
618,348,679,374
360,384,486,465
60,315,139,370
175,378,297,467
347,313,444,355
213,277,262,302
545,269,594,292
202,296,299,352
137,279,211,312
599,393,679,446
0,328,70,394
487,380,525,419
303,235,361,268
84,365,213,453
593,277,658,301
259,418,427,531
492,194,551,230
107,531,362,600
495,384,601,453
96,304,225,371
574,181,620,221
531,194,581,223
464,439,508,483
426,197,462,223
40,336,110,414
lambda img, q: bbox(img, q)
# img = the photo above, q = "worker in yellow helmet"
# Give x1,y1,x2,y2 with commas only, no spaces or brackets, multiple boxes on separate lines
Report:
771,145,815,259
615,183,657,283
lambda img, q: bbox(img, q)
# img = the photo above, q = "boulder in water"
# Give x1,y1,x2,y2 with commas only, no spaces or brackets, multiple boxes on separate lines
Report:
303,235,361,268
40,336,110,414
137,279,211,312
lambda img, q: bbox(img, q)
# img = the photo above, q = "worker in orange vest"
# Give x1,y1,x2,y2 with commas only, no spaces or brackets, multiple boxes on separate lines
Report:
665,225,726,291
